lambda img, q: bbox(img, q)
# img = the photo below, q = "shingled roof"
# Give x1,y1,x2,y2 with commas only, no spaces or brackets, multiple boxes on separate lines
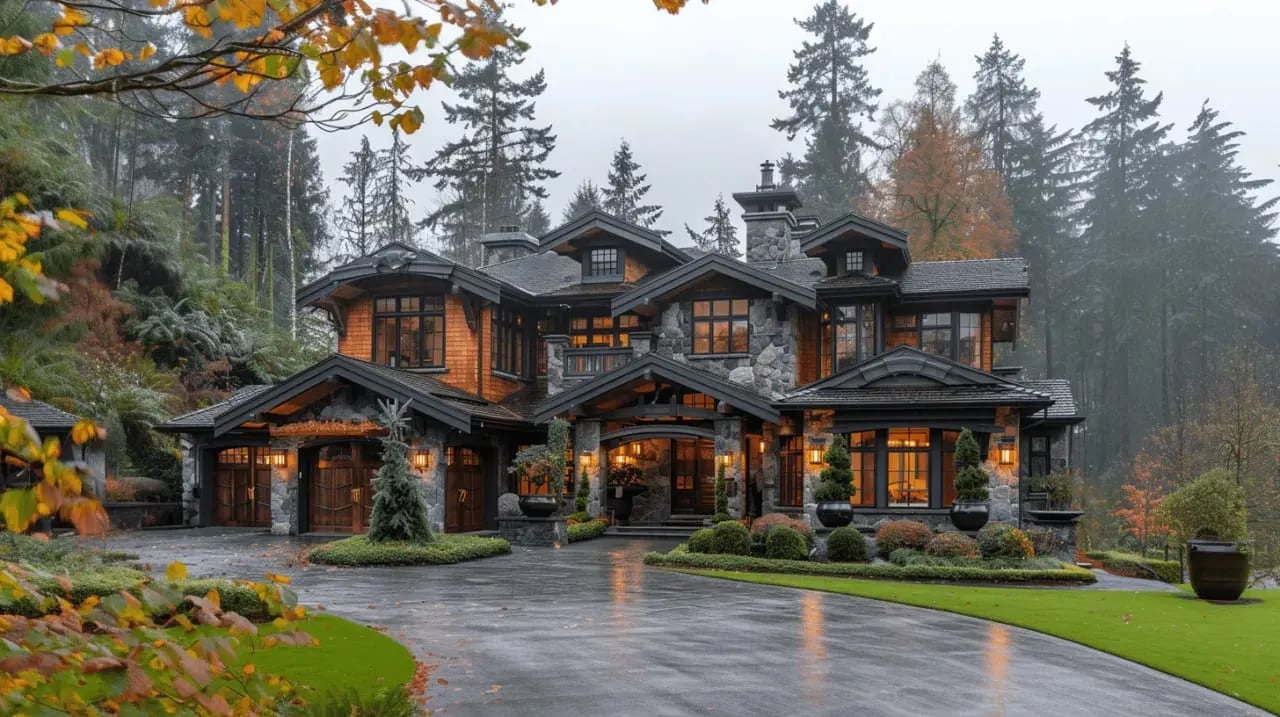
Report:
897,258,1029,298
1020,379,1084,423
0,395,84,431
477,251,580,295
158,385,273,431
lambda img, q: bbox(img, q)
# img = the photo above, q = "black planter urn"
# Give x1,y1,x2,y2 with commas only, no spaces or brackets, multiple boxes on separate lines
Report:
519,495,559,518
815,501,854,528
949,500,990,532
1188,539,1250,601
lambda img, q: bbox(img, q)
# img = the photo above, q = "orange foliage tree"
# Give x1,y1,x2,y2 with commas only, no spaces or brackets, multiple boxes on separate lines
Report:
873,60,1015,259
1112,451,1171,551
0,0,705,129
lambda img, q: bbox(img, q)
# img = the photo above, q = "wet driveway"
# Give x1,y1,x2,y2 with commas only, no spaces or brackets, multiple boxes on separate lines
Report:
95,529,1260,716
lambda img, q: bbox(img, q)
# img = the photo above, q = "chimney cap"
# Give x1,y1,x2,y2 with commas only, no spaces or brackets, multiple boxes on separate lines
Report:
757,161,776,191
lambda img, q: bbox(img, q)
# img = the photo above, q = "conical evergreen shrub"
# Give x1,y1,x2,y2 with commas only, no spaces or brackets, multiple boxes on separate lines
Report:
368,399,433,544
812,435,854,502
953,428,990,502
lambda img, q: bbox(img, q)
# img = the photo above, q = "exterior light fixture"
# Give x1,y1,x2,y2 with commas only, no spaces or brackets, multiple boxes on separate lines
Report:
808,445,824,465
630,442,642,457
411,449,432,470
579,452,596,469
268,449,288,467
719,453,732,468
758,440,765,454
997,438,1016,467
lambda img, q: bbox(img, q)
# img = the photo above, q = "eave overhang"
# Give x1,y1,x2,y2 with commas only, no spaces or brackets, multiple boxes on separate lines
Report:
539,209,690,266
297,242,503,309
611,253,817,317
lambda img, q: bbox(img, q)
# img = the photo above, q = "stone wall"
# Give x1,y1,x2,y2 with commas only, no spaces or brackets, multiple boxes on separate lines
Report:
410,426,447,533
181,439,199,526
714,418,744,518
573,420,603,516
628,438,673,524
653,299,798,399
545,334,567,396
269,437,301,535
801,410,834,528
744,212,799,263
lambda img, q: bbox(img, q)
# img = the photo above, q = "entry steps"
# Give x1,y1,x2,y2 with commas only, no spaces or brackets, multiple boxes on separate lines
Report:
605,514,711,539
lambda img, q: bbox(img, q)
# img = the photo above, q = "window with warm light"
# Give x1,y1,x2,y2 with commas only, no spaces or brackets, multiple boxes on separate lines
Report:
490,306,525,377
888,428,930,507
779,436,804,507
847,431,876,506
692,299,750,354
373,295,445,369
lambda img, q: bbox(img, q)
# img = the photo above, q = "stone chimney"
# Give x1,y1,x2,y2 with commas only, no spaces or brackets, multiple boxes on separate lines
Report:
480,225,539,266
731,161,803,263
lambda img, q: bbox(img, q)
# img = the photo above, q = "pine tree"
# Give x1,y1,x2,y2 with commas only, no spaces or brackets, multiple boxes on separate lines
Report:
423,15,558,265
688,195,740,257
1075,45,1172,466
602,139,663,229
368,399,433,544
771,0,881,220
966,34,1041,181
562,180,603,223
372,130,418,246
524,198,551,236
334,135,379,262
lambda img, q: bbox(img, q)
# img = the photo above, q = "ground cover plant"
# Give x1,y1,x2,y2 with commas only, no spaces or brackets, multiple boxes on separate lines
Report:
309,534,511,566
680,570,1277,714
567,518,609,543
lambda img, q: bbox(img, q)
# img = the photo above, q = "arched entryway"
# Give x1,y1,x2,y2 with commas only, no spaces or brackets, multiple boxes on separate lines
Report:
304,441,382,533
603,427,717,516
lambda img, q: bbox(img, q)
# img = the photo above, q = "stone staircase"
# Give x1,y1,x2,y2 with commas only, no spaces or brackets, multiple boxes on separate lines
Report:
605,514,710,539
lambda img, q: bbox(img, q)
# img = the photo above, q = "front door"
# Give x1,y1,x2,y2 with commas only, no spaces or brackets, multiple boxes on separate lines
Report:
445,447,484,532
213,447,271,527
671,439,716,514
309,443,380,532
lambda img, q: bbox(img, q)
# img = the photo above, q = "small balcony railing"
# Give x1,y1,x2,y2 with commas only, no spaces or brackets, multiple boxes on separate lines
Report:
564,347,632,377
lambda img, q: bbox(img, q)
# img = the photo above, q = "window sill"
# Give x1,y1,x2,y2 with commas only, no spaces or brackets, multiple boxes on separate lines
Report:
401,367,449,374
491,370,525,383
689,353,751,360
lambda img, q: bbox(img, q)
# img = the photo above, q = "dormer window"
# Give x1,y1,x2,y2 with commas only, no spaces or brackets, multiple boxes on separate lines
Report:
584,247,622,281
845,250,864,274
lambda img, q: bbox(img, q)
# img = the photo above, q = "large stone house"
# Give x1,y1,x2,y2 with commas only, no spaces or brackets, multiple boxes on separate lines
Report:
160,164,1082,534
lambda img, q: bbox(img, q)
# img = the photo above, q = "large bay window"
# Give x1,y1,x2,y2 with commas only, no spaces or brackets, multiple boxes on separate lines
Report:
887,428,930,507
491,307,525,377
892,311,984,369
570,314,639,348
692,299,750,354
373,296,445,368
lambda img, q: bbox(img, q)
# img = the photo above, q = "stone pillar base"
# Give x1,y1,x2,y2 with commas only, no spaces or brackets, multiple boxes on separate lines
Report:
498,516,568,547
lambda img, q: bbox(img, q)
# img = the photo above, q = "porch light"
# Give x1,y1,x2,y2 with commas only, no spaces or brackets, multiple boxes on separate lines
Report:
630,442,642,457
808,445,824,465
579,452,596,469
411,449,432,470
719,453,732,468
997,438,1016,467
267,449,288,467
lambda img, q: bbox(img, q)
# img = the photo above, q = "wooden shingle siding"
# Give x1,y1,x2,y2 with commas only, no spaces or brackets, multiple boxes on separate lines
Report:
624,253,649,283
338,296,373,359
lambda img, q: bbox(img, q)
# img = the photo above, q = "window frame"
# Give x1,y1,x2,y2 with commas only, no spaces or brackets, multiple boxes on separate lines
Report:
690,298,751,356
569,313,639,349
490,306,526,378
583,246,623,282
887,428,931,508
372,295,446,369
844,250,865,274
891,310,985,369
827,303,877,373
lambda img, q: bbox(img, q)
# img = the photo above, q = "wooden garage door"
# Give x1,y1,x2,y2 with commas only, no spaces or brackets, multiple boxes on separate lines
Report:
309,443,381,533
214,448,271,527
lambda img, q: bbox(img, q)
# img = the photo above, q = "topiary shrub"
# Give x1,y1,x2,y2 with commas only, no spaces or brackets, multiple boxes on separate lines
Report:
925,532,980,559
368,399,432,544
714,462,728,516
1156,468,1247,542
688,528,716,554
750,513,813,543
710,512,733,524
765,526,809,561
826,526,867,562
711,519,751,556
953,428,990,502
977,523,1034,560
812,435,854,503
574,467,591,514
874,520,934,558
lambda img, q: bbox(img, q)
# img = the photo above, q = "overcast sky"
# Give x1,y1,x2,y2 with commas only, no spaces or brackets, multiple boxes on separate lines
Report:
314,0,1279,251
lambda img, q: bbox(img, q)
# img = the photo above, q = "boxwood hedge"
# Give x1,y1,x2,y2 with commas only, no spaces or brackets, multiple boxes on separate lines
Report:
1086,551,1182,583
643,545,1095,584
4,567,273,619
567,519,609,543
308,534,511,566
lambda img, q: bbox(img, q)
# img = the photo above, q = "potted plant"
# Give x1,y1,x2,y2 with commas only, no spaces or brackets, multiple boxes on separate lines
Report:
1157,468,1249,601
509,419,569,518
606,463,646,524
949,429,991,531
813,435,854,528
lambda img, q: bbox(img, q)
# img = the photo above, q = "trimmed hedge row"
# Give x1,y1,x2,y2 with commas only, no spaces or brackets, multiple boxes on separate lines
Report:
567,519,609,543
644,545,1096,584
1086,551,1182,583
5,568,272,619
308,534,511,566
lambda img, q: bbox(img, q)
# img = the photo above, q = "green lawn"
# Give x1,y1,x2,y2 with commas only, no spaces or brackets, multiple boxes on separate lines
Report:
680,569,1279,713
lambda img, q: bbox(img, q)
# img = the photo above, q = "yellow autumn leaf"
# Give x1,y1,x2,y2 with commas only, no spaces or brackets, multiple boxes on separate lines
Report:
71,418,101,445
92,47,125,69
165,561,188,581
0,278,12,304
32,33,58,56
242,663,255,676
138,42,155,61
265,573,291,585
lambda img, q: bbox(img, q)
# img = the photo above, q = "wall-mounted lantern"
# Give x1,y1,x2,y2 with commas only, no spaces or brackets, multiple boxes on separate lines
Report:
267,449,288,467
997,438,1016,467
411,449,432,471
808,444,824,465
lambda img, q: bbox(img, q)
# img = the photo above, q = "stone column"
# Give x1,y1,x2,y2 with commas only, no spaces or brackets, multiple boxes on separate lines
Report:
412,426,447,533
714,418,744,518
629,331,654,359
760,422,780,515
269,437,302,535
545,334,569,396
180,439,199,526
574,420,603,516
